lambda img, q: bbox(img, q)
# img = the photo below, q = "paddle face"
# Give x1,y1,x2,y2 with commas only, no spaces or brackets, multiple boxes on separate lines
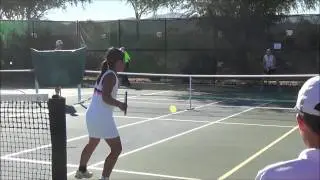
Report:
124,91,127,115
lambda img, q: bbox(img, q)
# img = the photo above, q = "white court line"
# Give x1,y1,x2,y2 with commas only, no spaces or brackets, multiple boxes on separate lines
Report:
256,107,294,110
0,117,162,158
188,105,293,111
0,118,158,158
125,101,199,106
157,119,295,128
63,92,93,97
119,90,171,100
218,126,299,180
157,119,210,123
2,90,93,97
1,157,52,165
199,96,295,103
83,166,201,180
83,105,265,173
114,101,222,129
76,101,293,113
217,122,295,128
109,168,200,180
117,90,171,100
74,90,170,107
129,97,191,102
127,96,295,103
2,157,201,180
73,90,294,110
119,97,294,111
2,99,221,159
68,115,295,128
70,114,150,120
75,100,200,107
114,115,148,119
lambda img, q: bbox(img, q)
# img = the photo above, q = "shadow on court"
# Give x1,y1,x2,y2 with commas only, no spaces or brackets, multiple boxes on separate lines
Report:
66,105,78,116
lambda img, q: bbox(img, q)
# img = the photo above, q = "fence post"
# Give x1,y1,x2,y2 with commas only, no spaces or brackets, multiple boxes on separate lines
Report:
164,18,167,73
34,77,39,94
76,20,79,48
189,75,192,110
118,20,121,47
77,84,81,103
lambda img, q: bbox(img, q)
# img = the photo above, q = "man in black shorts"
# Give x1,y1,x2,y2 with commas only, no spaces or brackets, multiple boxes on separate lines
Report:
264,68,276,75
261,49,279,90
263,49,277,74
263,49,276,74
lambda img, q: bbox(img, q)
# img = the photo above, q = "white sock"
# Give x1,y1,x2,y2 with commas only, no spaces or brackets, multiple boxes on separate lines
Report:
100,177,109,180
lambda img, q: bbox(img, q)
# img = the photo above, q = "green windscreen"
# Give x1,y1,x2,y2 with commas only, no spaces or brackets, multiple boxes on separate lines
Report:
31,47,87,87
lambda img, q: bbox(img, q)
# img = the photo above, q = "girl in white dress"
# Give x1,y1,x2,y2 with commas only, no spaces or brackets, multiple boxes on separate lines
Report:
75,48,127,180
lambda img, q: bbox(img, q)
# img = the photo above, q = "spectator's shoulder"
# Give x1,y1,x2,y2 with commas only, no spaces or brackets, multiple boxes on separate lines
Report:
255,159,302,180
262,54,267,59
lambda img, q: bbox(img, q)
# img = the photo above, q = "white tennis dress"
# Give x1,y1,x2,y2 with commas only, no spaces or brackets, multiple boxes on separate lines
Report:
85,70,119,139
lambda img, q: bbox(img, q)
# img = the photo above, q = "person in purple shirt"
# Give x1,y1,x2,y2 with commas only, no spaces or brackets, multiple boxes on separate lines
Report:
256,76,320,180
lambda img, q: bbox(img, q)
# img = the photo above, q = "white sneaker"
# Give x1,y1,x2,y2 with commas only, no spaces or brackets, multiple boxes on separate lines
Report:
98,177,109,180
74,170,93,179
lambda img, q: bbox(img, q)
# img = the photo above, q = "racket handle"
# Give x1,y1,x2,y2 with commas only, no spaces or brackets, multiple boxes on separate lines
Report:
124,91,127,116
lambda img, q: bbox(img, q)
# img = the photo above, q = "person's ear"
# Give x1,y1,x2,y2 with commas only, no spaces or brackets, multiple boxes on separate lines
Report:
297,114,307,132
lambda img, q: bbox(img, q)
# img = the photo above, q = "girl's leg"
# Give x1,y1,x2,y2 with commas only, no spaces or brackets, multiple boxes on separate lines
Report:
100,136,122,179
75,137,100,179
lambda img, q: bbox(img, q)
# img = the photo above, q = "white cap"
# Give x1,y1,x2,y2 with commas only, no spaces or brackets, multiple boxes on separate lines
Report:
119,47,125,52
295,76,320,116
56,40,63,46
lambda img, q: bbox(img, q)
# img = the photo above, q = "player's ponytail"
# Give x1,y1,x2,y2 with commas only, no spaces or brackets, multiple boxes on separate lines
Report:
96,47,124,84
96,60,109,84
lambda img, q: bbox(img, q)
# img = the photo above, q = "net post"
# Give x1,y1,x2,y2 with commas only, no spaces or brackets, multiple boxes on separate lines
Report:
189,75,192,110
35,77,39,94
77,84,81,103
48,95,67,180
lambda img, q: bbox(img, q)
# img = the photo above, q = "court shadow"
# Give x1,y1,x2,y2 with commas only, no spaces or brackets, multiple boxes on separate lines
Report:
120,85,142,90
65,105,78,116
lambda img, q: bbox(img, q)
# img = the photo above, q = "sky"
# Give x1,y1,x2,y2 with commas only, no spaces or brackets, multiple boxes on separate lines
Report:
44,0,164,21
44,0,319,21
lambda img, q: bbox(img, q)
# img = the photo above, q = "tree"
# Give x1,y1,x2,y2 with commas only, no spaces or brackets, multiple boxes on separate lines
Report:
145,0,319,73
123,0,178,41
184,0,319,72
125,0,154,20
124,0,178,20
160,0,319,17
0,0,92,20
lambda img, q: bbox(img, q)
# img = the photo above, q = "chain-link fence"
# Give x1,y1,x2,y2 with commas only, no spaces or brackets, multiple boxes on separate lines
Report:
1,14,319,74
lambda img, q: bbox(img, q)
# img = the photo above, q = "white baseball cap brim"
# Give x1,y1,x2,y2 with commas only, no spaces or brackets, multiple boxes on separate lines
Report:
295,76,320,116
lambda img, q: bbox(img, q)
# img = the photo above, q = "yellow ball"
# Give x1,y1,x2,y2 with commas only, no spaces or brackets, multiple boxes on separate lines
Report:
169,105,177,113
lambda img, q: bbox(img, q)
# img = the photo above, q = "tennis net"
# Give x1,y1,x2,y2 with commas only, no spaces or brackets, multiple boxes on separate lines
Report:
83,71,317,108
0,94,67,180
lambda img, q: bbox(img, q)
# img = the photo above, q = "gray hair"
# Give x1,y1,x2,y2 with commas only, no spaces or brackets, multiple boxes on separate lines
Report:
56,40,63,47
